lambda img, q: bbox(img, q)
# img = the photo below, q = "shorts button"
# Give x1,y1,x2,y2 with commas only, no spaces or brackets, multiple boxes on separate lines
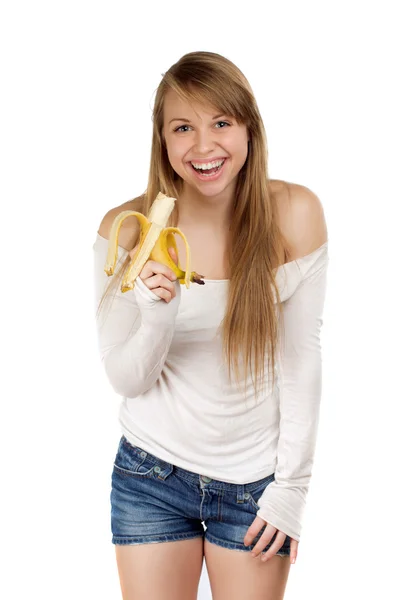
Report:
244,493,250,499
154,466,161,473
140,451,146,458
201,475,212,483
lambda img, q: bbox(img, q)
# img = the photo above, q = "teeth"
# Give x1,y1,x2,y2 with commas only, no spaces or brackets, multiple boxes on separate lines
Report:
191,159,225,170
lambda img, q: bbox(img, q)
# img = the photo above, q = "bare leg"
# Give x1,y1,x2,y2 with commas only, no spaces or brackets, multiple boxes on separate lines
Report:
204,539,291,600
114,537,204,600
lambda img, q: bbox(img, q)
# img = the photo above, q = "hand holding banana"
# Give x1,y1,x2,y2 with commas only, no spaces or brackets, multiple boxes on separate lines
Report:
129,243,179,303
104,192,205,294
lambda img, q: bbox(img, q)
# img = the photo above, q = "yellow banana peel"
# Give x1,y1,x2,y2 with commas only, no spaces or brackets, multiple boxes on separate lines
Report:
104,191,205,292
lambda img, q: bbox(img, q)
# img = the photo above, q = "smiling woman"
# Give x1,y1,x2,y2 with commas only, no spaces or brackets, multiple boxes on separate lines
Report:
93,50,328,600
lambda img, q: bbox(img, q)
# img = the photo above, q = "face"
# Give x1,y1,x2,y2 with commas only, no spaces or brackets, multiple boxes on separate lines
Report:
162,88,250,200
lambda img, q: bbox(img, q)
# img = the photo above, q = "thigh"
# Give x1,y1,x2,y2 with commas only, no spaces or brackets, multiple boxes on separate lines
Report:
204,540,291,600
115,537,205,600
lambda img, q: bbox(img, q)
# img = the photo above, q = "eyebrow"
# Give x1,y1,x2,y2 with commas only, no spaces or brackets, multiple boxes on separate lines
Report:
168,113,226,125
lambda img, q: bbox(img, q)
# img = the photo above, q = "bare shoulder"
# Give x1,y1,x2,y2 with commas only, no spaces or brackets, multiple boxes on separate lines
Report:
97,197,143,251
273,180,328,260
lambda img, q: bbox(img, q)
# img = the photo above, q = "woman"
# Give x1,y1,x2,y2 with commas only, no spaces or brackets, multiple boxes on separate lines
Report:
93,51,329,599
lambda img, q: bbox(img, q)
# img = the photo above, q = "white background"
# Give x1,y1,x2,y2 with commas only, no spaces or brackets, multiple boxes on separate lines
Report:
1,1,399,598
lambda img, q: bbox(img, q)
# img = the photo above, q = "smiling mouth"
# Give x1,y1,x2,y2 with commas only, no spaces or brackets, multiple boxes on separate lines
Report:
189,159,227,177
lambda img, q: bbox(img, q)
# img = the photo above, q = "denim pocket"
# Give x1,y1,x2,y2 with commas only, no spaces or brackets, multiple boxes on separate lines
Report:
245,474,275,511
113,436,161,478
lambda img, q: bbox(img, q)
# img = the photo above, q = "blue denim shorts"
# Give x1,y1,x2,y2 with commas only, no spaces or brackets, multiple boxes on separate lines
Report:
110,435,291,556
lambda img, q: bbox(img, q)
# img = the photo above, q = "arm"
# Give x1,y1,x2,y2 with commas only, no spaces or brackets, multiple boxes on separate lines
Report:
93,209,180,398
256,186,329,542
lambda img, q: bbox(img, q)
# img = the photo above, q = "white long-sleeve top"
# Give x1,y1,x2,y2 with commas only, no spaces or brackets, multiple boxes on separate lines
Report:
93,232,329,542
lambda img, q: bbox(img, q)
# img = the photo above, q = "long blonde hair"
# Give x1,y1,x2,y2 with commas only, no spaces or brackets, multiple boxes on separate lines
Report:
96,51,291,405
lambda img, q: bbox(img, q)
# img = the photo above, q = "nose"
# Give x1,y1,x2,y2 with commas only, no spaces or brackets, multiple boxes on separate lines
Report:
192,127,218,155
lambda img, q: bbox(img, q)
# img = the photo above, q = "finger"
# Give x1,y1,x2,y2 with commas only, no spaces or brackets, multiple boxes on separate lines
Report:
243,516,266,547
154,285,176,301
251,524,276,558
129,243,139,261
168,246,178,266
142,260,177,282
146,273,176,296
150,287,173,303
260,532,286,562
290,539,298,565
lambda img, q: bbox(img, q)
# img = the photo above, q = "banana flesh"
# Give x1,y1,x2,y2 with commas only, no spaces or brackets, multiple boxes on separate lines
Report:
104,192,205,292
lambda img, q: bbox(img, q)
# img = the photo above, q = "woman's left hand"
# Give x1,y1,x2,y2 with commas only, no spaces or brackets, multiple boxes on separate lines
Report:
243,515,298,563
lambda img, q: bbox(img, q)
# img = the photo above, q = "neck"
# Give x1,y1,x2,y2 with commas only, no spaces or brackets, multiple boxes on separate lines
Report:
177,183,235,230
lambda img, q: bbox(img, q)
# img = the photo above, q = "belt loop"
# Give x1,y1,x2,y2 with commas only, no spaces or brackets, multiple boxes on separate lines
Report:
237,484,245,503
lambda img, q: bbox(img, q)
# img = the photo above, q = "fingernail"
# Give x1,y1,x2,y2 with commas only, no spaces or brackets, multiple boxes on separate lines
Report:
291,557,296,564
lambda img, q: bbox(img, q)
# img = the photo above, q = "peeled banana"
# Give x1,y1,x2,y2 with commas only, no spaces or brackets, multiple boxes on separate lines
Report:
104,191,205,292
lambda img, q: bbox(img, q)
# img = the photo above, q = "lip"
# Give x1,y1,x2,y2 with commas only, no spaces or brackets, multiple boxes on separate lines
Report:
188,157,228,164
189,158,228,182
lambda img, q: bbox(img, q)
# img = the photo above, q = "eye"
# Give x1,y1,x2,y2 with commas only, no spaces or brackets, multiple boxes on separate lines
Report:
215,121,230,129
174,121,231,133
174,124,191,133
